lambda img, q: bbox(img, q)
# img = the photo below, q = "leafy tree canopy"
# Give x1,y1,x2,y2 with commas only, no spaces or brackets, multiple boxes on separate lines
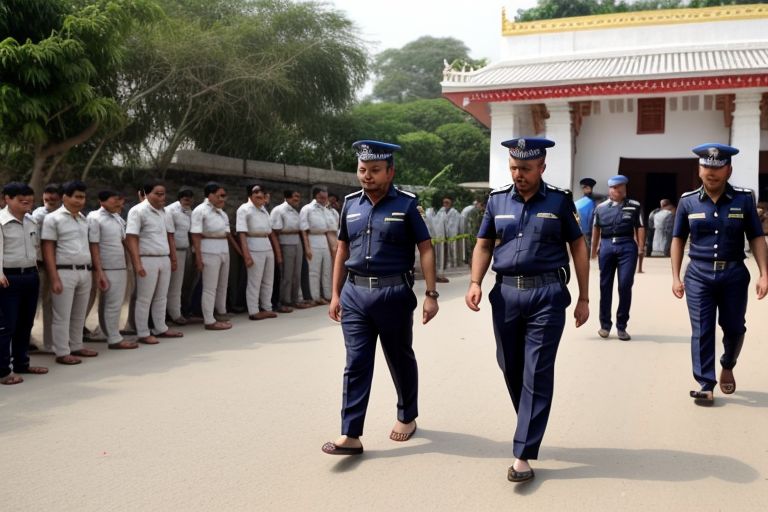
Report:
371,36,485,103
516,0,759,22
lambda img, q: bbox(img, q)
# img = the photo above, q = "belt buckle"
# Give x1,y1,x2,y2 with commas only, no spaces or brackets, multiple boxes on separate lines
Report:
611,237,618,243
368,276,379,289
713,260,726,271
516,275,527,290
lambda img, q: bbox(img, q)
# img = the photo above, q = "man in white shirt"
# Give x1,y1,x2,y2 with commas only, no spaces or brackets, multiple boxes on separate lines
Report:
30,183,61,351
166,187,195,324
190,182,242,330
125,181,183,344
1,182,48,384
270,189,312,310
41,181,99,364
88,190,137,350
300,186,333,305
236,184,282,320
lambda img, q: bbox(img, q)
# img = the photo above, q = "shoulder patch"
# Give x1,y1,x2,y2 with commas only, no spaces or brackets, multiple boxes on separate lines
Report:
344,190,364,199
680,190,699,198
546,184,572,198
490,183,513,196
627,199,640,206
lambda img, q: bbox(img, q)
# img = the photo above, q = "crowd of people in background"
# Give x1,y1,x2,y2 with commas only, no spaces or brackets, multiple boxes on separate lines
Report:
1,179,485,385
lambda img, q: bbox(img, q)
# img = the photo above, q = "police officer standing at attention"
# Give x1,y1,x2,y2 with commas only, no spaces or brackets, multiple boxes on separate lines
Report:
321,140,439,456
671,143,768,406
466,137,589,483
591,175,645,341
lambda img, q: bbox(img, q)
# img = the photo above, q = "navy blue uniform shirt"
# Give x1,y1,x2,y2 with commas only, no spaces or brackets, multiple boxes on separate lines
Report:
593,198,644,237
477,181,582,275
338,185,431,276
672,184,763,261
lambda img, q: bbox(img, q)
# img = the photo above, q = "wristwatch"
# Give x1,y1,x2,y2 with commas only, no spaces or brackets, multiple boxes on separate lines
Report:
425,290,439,299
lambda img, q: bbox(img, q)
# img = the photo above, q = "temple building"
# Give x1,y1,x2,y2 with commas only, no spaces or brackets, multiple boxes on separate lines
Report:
441,4,768,206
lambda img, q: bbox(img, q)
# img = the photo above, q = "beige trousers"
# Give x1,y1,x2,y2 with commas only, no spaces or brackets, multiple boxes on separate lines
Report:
201,252,230,324
98,269,127,345
50,269,92,357
245,250,274,315
166,248,188,320
308,245,332,300
135,256,171,338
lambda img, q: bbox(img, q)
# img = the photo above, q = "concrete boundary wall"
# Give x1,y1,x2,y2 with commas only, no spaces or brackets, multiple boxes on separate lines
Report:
170,150,359,187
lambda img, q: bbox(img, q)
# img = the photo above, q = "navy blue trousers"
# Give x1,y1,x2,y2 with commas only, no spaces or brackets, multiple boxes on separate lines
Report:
0,271,40,378
489,280,570,460
339,281,418,437
684,260,749,392
598,239,637,331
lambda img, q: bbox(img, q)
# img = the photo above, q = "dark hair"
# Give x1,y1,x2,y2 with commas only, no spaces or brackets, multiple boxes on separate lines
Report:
328,193,339,200
204,181,223,196
311,186,328,198
2,182,34,198
247,184,264,196
43,183,61,195
283,189,298,199
177,187,194,200
442,195,453,202
141,180,164,195
61,180,87,197
98,189,123,202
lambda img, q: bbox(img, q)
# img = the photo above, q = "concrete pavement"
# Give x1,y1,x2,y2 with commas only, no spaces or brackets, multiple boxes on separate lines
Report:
1,256,768,510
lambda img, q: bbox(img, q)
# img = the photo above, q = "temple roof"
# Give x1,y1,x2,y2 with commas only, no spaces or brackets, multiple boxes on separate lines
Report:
442,44,768,92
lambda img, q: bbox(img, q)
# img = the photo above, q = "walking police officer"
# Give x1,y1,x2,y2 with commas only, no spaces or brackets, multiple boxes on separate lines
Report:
591,175,645,341
671,143,768,406
321,140,439,456
465,137,589,483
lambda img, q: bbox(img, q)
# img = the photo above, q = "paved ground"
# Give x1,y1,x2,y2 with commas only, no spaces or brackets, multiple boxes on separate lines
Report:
2,257,768,511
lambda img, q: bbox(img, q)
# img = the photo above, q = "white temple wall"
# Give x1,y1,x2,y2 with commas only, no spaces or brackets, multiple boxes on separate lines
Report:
572,98,728,191
500,19,767,61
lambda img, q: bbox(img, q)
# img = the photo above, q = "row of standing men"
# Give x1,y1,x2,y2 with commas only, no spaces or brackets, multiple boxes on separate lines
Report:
0,180,342,383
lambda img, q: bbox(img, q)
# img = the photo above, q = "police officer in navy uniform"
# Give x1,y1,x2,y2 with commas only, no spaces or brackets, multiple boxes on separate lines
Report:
465,137,590,483
321,140,439,456
671,143,768,406
591,175,645,341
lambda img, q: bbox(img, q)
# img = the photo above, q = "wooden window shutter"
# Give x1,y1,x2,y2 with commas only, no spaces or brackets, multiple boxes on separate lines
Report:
637,98,665,134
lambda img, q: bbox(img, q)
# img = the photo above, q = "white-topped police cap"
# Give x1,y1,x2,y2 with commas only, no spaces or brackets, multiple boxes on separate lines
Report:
501,137,555,160
692,143,739,168
352,140,401,162
607,175,628,187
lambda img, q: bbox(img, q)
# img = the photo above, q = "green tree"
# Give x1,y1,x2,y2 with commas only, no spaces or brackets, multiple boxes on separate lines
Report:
395,131,446,186
371,36,483,103
435,123,489,183
0,0,162,194
515,0,756,22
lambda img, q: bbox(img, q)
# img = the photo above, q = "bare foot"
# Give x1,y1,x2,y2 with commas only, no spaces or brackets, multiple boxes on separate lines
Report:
513,458,531,472
333,435,362,448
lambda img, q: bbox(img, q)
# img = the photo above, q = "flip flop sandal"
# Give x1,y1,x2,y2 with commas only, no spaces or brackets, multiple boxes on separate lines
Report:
138,337,160,345
157,331,184,338
1,373,24,385
690,390,714,406
71,349,98,357
389,424,417,442
321,442,363,455
508,467,535,483
15,366,49,374
55,355,82,365
719,370,736,394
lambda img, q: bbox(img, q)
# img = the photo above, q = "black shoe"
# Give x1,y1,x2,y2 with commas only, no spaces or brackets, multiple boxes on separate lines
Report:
617,330,631,341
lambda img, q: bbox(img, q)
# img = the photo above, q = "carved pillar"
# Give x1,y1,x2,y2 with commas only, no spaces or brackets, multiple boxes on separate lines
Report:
730,91,762,195
543,102,574,190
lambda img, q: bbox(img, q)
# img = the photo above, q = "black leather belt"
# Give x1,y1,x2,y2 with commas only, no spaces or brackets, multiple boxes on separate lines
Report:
496,271,562,290
601,235,634,242
349,272,412,288
691,259,741,271
56,264,93,271
2,266,38,275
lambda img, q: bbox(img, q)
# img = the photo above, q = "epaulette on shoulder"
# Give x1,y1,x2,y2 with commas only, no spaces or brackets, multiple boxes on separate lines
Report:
344,190,363,199
597,198,612,207
396,188,416,198
680,190,699,198
546,183,571,196
489,183,513,196
627,199,640,206
733,186,753,194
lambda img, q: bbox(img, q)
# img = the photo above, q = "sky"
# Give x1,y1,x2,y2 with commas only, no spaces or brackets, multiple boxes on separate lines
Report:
328,0,539,64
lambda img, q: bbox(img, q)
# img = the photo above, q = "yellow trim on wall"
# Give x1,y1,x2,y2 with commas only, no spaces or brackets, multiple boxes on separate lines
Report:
502,4,768,36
